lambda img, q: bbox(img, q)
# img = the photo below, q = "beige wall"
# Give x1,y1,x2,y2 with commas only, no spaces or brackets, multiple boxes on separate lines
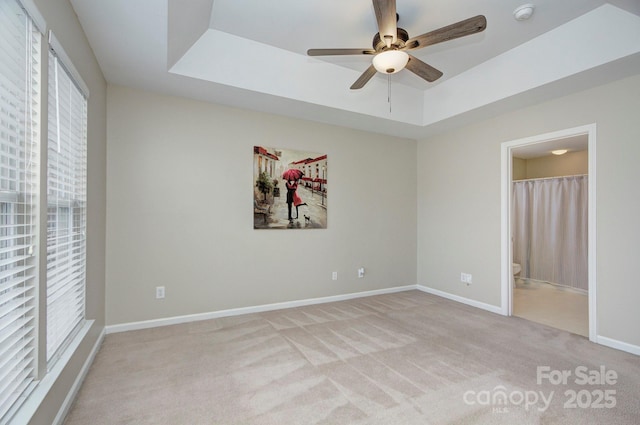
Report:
519,150,588,179
512,157,527,180
105,86,417,325
27,0,107,424
417,73,640,347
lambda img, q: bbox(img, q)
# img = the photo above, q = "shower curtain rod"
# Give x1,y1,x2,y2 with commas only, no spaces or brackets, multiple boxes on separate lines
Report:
513,174,587,183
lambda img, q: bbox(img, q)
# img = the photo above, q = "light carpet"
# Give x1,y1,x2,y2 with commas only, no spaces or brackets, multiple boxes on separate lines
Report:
64,291,640,424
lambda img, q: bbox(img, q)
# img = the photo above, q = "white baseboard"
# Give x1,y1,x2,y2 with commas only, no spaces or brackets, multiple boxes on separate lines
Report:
106,285,418,334
53,325,105,425
105,285,639,357
596,335,640,356
416,284,503,315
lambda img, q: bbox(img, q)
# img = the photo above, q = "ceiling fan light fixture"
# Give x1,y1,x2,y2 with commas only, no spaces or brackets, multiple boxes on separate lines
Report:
372,50,409,74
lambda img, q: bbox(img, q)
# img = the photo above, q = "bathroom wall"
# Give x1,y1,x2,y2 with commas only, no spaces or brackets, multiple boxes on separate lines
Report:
512,150,588,180
512,157,527,180
524,150,588,178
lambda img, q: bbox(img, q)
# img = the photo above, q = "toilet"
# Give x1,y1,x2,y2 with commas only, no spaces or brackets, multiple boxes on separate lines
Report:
513,263,521,276
513,263,521,286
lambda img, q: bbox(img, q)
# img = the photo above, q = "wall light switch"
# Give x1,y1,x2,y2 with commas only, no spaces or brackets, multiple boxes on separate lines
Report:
358,268,365,278
156,286,165,299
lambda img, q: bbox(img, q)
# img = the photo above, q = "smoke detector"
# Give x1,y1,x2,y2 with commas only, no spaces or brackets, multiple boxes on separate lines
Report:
514,4,535,21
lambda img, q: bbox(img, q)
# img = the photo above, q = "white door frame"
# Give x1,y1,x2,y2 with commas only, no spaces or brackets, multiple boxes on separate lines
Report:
500,124,597,342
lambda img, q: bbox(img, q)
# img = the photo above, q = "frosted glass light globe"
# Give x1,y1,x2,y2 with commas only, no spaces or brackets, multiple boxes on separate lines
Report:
372,50,409,74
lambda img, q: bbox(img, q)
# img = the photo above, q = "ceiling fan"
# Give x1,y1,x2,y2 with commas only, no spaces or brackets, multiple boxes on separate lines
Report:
307,0,487,89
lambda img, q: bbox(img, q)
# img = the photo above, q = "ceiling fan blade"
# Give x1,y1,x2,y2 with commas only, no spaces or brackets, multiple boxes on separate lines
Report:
350,65,377,90
373,0,397,46
405,15,487,50
307,48,376,56
405,55,443,83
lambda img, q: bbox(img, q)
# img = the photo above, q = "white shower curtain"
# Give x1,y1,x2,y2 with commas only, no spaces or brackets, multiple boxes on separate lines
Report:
512,175,588,291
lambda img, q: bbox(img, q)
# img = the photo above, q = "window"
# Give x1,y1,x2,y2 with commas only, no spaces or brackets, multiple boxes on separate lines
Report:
46,48,87,364
1,0,90,421
0,0,41,419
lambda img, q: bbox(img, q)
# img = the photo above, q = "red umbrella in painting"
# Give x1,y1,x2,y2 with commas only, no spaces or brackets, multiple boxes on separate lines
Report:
282,169,304,181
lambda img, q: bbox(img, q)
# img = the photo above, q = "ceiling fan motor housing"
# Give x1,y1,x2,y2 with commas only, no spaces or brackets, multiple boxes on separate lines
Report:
373,28,409,52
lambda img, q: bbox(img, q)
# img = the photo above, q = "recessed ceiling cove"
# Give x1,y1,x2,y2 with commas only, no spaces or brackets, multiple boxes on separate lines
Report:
71,0,640,138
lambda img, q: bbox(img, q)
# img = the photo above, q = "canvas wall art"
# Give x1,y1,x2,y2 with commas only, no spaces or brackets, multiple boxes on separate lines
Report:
254,146,327,229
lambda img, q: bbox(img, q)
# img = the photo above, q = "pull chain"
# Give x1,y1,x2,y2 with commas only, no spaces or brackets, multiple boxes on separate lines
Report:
388,74,392,113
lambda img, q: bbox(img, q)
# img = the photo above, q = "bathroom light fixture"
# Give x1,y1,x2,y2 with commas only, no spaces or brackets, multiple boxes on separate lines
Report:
552,149,568,155
513,4,535,21
372,50,409,74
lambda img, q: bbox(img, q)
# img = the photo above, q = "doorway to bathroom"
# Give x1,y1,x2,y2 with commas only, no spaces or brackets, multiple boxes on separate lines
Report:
501,124,596,342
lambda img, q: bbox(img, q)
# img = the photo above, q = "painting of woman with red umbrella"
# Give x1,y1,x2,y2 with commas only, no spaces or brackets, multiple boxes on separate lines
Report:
282,169,307,223
253,146,327,229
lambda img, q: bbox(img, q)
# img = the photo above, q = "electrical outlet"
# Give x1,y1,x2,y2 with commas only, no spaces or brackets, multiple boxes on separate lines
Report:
332,271,338,280
460,273,473,285
156,286,165,299
358,267,365,278
460,273,473,284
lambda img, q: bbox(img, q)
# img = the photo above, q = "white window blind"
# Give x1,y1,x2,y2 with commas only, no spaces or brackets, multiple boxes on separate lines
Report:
46,48,87,364
0,0,41,420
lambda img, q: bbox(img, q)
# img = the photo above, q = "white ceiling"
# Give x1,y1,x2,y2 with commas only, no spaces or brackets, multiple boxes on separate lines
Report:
69,0,640,139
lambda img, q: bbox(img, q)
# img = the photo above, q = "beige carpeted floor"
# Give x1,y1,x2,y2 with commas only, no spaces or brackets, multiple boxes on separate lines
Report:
65,291,640,424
